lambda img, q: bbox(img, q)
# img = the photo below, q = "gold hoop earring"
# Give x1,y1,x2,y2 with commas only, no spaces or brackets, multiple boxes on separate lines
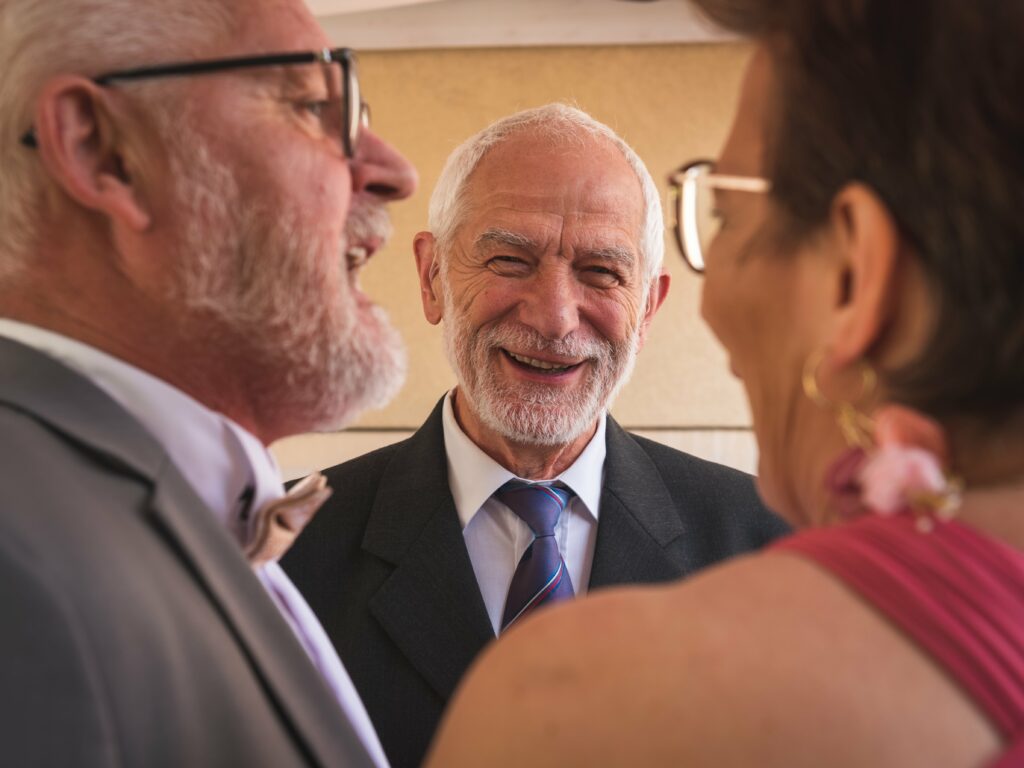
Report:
802,349,877,449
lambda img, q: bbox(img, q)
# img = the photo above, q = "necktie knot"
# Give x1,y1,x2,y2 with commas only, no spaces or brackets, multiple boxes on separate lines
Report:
495,480,572,537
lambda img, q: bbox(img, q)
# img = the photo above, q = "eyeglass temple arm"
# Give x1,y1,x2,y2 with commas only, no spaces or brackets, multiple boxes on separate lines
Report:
704,174,771,192
90,49,342,85
19,48,354,149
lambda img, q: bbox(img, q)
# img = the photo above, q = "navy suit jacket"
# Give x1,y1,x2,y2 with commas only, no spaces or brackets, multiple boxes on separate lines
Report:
284,398,789,768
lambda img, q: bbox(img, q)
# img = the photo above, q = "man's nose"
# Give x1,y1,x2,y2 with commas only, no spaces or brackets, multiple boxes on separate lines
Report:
350,128,418,201
518,267,581,341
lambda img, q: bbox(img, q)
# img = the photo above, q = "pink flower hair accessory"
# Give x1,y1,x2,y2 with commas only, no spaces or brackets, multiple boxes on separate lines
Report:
855,405,963,532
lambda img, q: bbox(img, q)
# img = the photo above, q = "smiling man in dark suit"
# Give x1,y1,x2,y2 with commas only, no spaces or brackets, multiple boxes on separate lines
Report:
284,104,788,768
0,0,417,765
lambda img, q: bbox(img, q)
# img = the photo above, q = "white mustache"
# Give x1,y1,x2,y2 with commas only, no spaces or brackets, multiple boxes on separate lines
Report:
345,199,393,247
479,322,611,362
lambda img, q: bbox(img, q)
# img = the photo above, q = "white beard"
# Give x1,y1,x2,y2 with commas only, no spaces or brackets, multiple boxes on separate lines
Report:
166,135,407,433
440,270,640,446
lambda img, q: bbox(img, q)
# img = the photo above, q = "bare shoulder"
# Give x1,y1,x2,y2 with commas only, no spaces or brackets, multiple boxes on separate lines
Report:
427,551,999,767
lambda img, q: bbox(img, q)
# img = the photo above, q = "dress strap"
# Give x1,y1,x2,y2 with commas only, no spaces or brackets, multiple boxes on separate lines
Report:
775,514,1024,744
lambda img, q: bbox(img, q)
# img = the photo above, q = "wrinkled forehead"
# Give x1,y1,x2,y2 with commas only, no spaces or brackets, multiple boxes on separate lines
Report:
460,130,646,241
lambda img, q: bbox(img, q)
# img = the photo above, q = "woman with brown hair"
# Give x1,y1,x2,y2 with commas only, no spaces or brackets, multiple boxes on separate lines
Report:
426,1,1024,765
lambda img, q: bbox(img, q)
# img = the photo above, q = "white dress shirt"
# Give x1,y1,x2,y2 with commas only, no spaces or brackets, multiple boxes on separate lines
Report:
441,391,605,635
0,319,389,768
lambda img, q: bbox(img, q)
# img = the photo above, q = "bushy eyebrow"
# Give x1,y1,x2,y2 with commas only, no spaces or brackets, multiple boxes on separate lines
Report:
579,245,635,269
278,65,326,93
475,228,538,252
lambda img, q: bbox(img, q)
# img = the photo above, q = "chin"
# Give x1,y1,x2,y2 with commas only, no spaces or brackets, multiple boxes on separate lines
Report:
482,400,596,447
253,290,408,436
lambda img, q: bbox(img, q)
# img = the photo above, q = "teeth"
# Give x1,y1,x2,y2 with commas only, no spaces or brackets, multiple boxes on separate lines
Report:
507,351,573,371
346,246,368,266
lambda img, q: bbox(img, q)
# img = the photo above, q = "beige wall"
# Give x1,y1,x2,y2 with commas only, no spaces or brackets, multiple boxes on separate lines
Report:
271,42,758,477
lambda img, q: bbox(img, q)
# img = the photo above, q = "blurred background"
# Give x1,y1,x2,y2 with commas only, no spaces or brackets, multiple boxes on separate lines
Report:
272,0,756,477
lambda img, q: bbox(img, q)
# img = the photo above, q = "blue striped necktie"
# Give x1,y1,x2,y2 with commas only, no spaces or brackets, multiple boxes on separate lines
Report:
497,480,575,632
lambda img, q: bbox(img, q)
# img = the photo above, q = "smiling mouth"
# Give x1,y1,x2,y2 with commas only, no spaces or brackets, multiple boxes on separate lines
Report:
503,349,583,374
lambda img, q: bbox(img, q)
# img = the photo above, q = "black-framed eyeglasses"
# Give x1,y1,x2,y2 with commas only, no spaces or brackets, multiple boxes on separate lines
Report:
668,159,770,273
20,47,368,158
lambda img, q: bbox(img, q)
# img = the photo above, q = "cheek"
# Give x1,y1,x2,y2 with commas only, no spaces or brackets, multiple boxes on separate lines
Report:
702,255,799,380
583,292,641,343
259,143,353,227
700,265,744,361
458,278,522,326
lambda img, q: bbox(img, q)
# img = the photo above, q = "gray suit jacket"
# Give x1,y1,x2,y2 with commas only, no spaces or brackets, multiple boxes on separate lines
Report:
0,336,371,768
284,398,789,768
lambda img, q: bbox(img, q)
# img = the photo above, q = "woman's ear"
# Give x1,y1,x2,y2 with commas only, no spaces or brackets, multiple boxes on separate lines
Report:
32,75,151,231
414,231,444,325
825,182,902,369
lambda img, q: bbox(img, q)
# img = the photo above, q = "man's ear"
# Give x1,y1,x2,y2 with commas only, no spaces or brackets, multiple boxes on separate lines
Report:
636,271,670,350
33,75,151,231
825,182,902,369
413,231,444,325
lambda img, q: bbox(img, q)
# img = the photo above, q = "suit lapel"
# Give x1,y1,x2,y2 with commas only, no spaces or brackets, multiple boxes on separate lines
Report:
0,338,370,768
150,469,372,768
589,417,696,589
361,400,495,701
354,407,706,696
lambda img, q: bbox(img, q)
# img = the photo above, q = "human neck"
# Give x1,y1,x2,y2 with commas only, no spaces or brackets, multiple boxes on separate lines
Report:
794,411,1024,546
0,276,285,445
773,407,853,528
451,388,598,480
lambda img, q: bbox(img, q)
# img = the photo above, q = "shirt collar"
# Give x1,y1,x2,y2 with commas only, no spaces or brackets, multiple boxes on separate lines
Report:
441,389,606,529
0,319,284,539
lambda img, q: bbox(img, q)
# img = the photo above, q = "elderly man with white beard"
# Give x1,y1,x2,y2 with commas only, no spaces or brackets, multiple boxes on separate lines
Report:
0,0,416,766
283,103,789,768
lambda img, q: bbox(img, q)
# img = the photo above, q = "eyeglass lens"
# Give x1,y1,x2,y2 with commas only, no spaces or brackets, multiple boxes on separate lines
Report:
677,164,722,272
315,59,351,157
344,56,364,157
313,55,367,158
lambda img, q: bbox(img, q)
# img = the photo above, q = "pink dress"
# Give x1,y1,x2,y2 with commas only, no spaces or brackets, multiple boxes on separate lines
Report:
775,513,1024,767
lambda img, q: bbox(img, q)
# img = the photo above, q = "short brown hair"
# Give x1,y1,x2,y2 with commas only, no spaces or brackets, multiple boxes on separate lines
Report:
693,0,1024,421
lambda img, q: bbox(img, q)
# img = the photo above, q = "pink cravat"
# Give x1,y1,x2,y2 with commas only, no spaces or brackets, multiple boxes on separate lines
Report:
244,472,332,565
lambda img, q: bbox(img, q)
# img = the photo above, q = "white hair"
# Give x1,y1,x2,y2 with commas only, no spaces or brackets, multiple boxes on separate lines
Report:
0,0,233,279
427,103,665,287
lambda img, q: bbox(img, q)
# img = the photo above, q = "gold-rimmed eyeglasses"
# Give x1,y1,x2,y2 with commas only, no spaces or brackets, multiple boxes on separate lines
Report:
20,47,369,158
668,160,770,273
